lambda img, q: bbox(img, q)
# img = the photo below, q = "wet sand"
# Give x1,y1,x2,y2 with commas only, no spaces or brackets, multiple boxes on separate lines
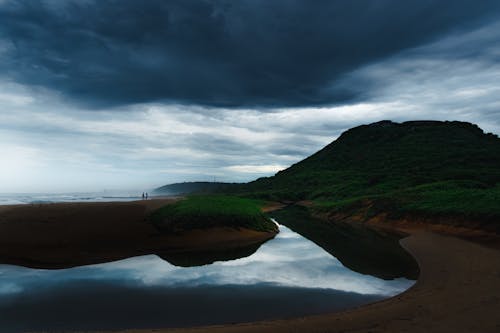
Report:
84,230,500,333
0,199,277,269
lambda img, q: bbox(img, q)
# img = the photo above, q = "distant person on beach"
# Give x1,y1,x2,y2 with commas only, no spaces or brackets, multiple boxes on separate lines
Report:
142,192,145,200
145,192,148,200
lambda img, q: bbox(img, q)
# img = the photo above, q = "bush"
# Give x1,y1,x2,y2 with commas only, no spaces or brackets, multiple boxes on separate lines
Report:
150,195,278,233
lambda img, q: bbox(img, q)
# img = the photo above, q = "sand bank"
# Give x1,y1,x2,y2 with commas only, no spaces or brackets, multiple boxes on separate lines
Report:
0,199,276,269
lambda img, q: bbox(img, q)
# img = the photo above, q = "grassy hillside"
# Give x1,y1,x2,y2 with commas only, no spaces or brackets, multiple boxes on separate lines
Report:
228,121,500,231
150,195,277,233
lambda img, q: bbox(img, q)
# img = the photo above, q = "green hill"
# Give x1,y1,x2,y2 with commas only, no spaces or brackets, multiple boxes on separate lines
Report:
230,120,500,232
153,182,239,196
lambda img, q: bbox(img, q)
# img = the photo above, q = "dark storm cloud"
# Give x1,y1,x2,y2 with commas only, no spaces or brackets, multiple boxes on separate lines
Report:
1,0,499,108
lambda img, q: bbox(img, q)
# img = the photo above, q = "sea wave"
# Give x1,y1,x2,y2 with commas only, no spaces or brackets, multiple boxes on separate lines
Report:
0,192,143,205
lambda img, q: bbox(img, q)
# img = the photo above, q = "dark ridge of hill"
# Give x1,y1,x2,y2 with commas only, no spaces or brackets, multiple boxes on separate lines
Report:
229,120,500,232
152,182,239,196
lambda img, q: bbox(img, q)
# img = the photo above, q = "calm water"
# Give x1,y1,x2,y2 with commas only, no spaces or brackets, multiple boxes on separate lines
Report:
0,224,415,332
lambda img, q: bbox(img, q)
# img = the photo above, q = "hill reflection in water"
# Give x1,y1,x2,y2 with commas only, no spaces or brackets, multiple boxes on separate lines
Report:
0,225,415,332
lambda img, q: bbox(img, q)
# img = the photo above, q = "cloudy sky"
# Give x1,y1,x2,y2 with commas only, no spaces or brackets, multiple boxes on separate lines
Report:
1,0,500,193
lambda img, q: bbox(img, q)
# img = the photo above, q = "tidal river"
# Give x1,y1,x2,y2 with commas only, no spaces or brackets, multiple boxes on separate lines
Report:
0,223,415,332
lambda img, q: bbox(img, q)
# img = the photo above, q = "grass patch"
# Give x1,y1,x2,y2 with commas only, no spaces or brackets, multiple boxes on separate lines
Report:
392,182,500,217
310,181,500,232
150,195,277,233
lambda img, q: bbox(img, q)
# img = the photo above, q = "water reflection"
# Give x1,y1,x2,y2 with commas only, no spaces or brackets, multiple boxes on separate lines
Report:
271,206,419,280
0,225,415,332
157,241,264,267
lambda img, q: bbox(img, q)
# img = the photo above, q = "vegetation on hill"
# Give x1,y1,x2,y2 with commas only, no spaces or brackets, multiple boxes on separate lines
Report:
150,195,278,233
152,182,239,196
226,121,500,231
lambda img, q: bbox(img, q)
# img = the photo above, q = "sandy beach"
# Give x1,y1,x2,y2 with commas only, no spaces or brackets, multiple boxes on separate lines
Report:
0,199,277,269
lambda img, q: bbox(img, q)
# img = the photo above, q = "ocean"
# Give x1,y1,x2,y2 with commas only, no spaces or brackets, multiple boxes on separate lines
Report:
0,191,148,205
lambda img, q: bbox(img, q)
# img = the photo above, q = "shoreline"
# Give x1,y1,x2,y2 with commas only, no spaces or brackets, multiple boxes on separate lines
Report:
83,229,500,333
0,199,277,269
2,200,499,332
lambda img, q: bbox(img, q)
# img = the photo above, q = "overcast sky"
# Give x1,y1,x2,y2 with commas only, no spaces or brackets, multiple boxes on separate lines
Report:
1,0,500,193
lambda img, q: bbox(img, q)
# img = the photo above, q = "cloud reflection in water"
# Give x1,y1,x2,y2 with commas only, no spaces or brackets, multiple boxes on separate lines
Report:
0,225,414,331
0,226,413,296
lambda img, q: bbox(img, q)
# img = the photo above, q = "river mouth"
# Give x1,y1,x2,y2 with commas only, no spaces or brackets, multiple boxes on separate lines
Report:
0,217,417,332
